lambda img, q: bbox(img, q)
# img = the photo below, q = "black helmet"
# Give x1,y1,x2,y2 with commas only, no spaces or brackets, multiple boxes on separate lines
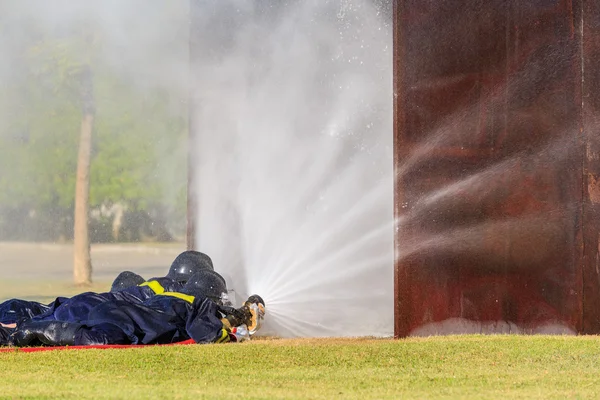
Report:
110,271,145,293
167,250,214,283
182,270,228,304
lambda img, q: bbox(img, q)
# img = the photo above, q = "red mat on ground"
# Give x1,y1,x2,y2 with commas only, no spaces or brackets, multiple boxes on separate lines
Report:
0,339,196,353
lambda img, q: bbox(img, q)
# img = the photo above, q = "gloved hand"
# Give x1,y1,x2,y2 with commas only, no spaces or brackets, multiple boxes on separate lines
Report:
11,320,82,347
218,305,249,329
219,294,265,336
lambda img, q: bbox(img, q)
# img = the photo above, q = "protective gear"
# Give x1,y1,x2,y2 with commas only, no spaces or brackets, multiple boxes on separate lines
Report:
219,294,266,336
8,292,266,347
110,271,145,293
219,305,251,330
182,270,227,304
218,272,236,306
11,320,82,347
58,294,225,346
0,299,56,325
0,325,14,346
167,251,214,283
32,277,184,324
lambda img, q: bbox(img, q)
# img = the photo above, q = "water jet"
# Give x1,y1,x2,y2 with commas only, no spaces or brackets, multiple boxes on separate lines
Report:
187,0,600,338
188,0,393,337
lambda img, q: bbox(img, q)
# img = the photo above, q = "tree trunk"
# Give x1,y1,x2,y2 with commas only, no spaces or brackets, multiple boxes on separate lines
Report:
73,113,93,285
73,65,94,285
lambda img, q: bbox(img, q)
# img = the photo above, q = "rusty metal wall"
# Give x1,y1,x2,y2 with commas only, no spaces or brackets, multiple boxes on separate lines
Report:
394,0,600,336
582,0,600,332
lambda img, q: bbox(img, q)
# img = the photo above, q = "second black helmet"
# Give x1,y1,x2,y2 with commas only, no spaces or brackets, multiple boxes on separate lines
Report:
166,250,214,283
182,269,228,304
110,271,145,293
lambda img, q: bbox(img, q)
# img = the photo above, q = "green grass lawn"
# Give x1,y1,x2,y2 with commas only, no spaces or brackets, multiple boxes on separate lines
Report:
2,335,600,399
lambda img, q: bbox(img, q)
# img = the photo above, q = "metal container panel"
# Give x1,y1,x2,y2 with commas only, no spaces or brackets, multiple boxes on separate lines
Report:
394,0,595,336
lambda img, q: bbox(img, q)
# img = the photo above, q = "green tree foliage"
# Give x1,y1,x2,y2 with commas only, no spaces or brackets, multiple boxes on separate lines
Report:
91,79,186,212
0,8,187,242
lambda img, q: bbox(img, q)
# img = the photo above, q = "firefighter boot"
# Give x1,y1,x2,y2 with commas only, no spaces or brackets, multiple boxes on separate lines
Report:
11,320,82,347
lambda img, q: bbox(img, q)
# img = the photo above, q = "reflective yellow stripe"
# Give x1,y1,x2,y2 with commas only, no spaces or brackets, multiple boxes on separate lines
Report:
139,280,166,295
216,328,230,343
157,292,195,304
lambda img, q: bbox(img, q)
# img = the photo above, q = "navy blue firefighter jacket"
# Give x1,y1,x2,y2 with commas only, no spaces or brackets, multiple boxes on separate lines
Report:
0,298,61,325
32,277,183,324
73,292,229,346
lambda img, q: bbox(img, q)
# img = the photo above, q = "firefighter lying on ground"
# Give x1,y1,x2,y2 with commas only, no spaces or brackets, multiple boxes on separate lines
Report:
5,270,265,346
0,250,214,327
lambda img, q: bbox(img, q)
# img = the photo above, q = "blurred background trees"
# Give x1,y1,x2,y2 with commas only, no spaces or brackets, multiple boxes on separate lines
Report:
0,2,189,245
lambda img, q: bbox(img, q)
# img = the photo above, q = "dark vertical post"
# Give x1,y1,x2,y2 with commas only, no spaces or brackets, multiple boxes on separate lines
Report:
187,0,199,251
186,130,197,251
393,0,408,338
186,107,197,251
